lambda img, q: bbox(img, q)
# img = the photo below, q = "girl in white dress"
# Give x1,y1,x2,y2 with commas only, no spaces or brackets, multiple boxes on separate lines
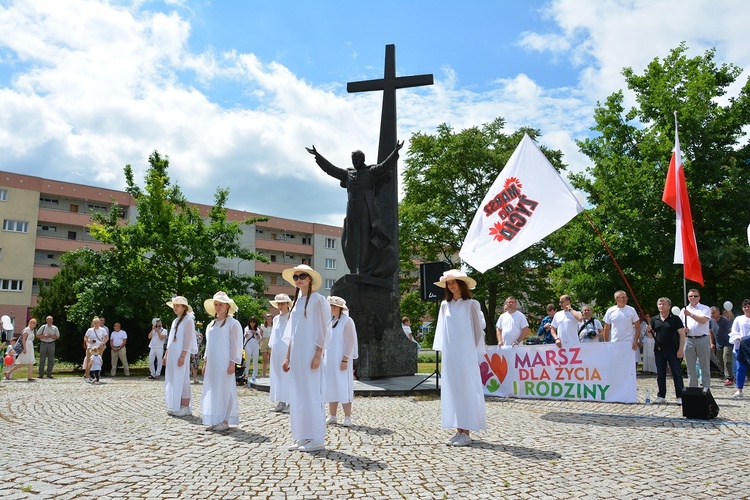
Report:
243,317,261,383
269,293,292,412
164,296,198,417
202,291,243,431
6,318,37,381
323,296,358,427
281,265,330,453
432,269,487,447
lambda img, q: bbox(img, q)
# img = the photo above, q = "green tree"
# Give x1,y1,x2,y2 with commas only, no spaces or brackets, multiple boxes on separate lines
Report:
34,151,268,364
400,119,563,342
550,43,750,314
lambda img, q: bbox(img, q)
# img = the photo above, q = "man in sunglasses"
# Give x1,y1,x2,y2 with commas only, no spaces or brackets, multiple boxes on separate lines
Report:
681,289,712,390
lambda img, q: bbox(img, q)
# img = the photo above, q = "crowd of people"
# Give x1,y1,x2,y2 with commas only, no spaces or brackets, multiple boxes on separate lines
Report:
2,265,750,452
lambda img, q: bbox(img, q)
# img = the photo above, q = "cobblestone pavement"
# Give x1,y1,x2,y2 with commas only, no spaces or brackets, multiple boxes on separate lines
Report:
1,375,748,499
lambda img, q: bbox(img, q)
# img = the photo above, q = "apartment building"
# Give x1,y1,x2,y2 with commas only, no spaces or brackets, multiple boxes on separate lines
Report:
0,171,344,334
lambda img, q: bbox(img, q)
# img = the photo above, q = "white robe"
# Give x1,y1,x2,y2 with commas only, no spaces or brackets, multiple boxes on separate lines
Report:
202,316,243,426
323,314,358,404
282,292,330,443
269,313,291,403
164,314,198,412
432,298,487,432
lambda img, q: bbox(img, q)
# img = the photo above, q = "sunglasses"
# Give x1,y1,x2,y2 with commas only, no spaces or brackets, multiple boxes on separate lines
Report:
292,273,309,281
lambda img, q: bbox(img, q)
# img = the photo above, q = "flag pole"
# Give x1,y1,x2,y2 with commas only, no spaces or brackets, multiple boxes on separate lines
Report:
583,211,645,317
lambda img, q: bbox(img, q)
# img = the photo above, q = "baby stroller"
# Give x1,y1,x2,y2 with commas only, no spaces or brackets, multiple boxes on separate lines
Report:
235,349,247,386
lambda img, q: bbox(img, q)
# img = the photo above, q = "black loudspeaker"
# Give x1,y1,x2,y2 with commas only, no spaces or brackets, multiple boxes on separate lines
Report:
420,262,450,302
681,388,719,419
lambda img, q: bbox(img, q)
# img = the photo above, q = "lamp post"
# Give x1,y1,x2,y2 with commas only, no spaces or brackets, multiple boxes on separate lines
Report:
237,259,246,277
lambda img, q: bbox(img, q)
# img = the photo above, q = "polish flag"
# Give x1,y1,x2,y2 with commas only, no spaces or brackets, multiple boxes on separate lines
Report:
662,120,703,286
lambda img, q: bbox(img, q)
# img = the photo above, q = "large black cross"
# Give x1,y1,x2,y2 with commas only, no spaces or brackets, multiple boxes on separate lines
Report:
347,45,433,270
347,44,434,164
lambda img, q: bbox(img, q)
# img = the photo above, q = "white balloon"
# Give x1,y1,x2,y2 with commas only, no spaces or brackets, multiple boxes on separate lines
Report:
0,315,10,323
2,322,12,331
723,301,733,312
671,306,681,316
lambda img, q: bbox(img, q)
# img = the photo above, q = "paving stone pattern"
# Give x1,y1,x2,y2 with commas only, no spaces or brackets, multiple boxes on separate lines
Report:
1,376,748,498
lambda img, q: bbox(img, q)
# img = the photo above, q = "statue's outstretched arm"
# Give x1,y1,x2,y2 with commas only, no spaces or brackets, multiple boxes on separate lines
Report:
372,140,404,174
306,145,347,182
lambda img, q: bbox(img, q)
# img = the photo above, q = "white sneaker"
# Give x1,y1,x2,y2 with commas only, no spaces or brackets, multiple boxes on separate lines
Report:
272,402,285,412
444,433,461,445
326,415,337,425
282,404,290,414
288,439,310,451
652,396,666,404
676,398,682,405
452,433,472,447
732,390,743,398
299,441,325,452
175,406,192,417
342,416,352,427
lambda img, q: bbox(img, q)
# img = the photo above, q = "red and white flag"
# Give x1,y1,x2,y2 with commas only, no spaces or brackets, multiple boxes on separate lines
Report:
460,134,583,273
661,119,703,286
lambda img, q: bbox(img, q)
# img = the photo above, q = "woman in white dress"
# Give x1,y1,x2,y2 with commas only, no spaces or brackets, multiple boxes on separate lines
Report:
640,314,657,373
164,296,198,417
432,269,486,447
323,296,358,427
269,293,292,412
6,318,37,381
281,265,330,453
202,291,243,431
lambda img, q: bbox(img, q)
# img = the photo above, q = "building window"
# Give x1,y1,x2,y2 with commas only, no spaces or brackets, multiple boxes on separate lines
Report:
256,229,264,235
39,196,59,205
325,278,335,290
0,279,23,291
325,238,336,249
325,258,336,270
287,234,295,239
302,258,310,265
37,224,57,232
0,189,7,201
88,204,108,213
270,255,277,263
270,276,277,285
3,220,29,233
302,237,311,245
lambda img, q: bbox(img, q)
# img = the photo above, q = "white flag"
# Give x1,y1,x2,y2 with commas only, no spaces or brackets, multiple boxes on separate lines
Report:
460,134,583,273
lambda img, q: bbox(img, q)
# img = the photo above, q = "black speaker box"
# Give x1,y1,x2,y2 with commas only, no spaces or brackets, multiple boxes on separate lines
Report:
681,387,719,419
419,262,450,302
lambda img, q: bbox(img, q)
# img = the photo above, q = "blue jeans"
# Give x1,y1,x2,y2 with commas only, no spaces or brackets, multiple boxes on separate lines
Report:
654,348,684,399
735,351,748,390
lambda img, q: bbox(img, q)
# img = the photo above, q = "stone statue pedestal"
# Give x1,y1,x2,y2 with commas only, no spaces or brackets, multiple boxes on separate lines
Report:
331,274,417,379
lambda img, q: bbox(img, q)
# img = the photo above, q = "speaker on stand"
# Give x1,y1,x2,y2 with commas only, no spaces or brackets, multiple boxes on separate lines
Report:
681,387,719,419
408,262,450,394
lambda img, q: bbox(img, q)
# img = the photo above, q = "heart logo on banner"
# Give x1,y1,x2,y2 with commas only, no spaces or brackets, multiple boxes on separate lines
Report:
487,353,508,384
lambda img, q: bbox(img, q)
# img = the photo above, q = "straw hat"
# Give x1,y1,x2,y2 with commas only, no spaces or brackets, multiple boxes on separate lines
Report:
433,269,477,289
166,296,193,314
269,293,293,308
204,291,238,317
327,296,349,311
281,264,323,291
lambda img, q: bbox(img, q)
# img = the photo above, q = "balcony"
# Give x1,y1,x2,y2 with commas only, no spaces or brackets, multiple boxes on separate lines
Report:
34,265,61,280
35,236,112,253
266,284,296,297
37,207,96,226
255,239,313,255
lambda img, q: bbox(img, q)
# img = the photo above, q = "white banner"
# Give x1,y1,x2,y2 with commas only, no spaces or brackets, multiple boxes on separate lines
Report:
460,133,583,273
479,342,637,403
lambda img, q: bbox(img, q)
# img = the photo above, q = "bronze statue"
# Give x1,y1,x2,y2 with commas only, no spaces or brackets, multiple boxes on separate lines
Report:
306,141,404,278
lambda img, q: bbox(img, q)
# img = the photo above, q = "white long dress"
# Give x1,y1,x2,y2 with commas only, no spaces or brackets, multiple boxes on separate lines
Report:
641,335,657,373
269,313,291,404
282,292,331,444
432,298,487,432
202,316,243,426
164,314,198,412
323,314,358,404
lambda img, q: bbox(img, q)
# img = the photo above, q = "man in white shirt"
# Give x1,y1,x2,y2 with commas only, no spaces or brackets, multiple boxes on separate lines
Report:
109,322,130,377
578,306,603,343
681,289,712,389
37,315,60,378
550,295,583,347
603,290,641,354
496,296,531,346
148,318,167,379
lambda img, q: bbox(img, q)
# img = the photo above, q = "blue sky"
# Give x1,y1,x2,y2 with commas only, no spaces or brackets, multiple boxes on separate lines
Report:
1,0,748,226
